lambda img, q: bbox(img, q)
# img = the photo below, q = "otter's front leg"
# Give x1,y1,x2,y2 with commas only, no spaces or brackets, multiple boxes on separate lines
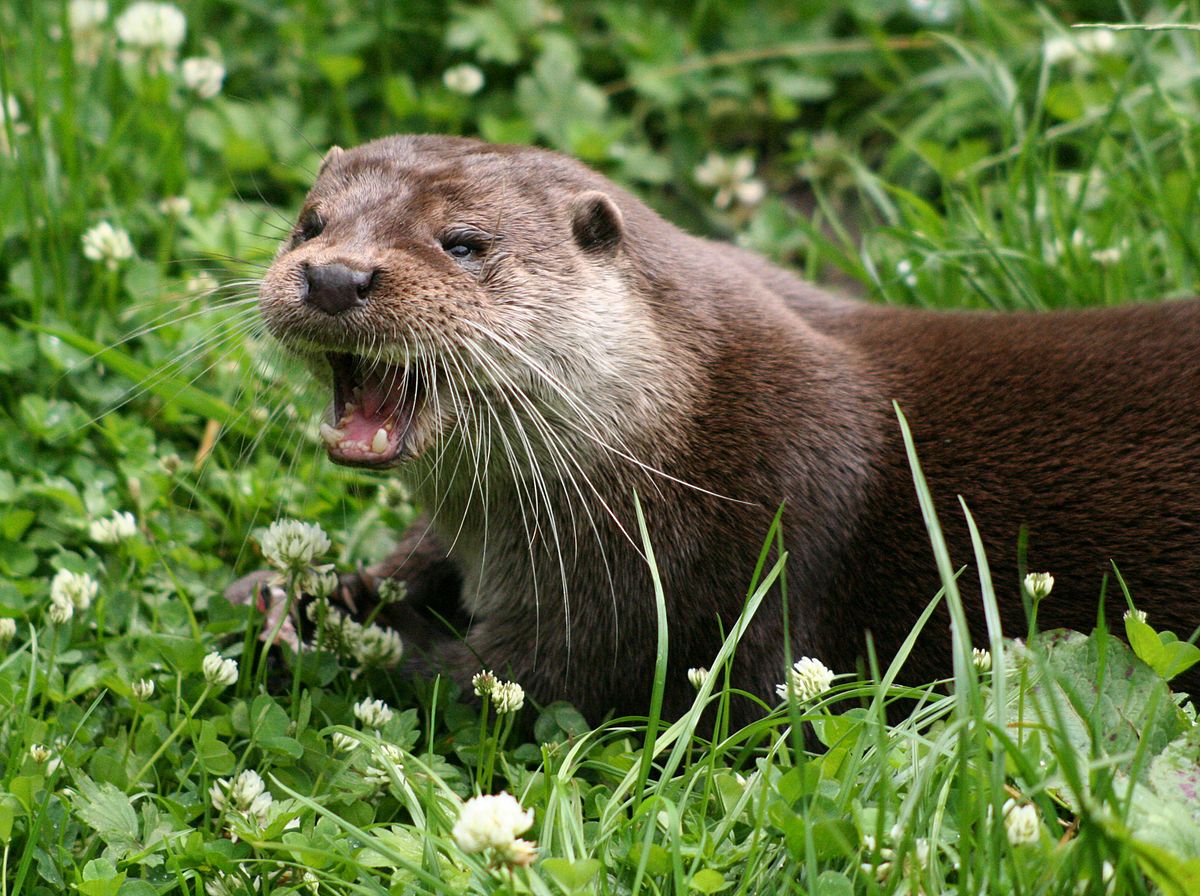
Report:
345,516,467,645
224,516,465,646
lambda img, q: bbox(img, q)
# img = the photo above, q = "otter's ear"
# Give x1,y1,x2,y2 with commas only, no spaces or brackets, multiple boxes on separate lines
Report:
318,145,345,176
570,190,624,254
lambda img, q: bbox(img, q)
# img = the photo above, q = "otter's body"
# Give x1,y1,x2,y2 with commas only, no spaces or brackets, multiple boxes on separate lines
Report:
249,135,1200,721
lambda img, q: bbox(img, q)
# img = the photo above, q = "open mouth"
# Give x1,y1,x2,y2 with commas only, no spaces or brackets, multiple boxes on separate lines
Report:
318,352,424,467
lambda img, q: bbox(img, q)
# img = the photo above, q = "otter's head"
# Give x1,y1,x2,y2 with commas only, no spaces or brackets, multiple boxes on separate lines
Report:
258,135,670,475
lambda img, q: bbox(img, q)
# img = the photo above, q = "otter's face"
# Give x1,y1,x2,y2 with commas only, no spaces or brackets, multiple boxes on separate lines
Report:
258,136,635,472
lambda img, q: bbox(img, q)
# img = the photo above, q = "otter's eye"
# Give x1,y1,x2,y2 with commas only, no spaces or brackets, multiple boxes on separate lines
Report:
439,227,492,265
297,212,324,243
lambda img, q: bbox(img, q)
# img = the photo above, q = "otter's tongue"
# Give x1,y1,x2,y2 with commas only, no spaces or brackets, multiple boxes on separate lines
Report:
321,353,420,466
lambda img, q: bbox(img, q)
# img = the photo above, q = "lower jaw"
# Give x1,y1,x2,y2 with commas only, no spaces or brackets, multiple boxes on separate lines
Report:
327,450,406,469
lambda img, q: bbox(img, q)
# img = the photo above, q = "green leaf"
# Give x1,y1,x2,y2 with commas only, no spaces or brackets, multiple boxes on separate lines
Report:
1130,837,1200,896
1125,616,1162,668
74,777,139,855
627,842,671,876
316,55,364,89
0,541,37,577
0,508,35,540
446,7,521,64
689,868,726,893
1030,629,1187,771
0,800,15,843
1148,726,1200,827
197,721,237,775
1125,616,1200,680
66,663,109,698
813,871,854,896
1157,640,1200,681
542,857,602,892
117,881,159,896
78,858,126,896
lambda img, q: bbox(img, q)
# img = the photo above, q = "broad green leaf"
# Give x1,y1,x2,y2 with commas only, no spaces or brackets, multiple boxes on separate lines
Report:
542,857,602,892
1030,630,1186,771
73,777,139,855
689,868,726,893
78,858,125,896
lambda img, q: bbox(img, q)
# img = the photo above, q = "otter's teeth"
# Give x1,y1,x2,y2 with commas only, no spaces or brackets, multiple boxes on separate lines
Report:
320,423,346,447
371,427,389,454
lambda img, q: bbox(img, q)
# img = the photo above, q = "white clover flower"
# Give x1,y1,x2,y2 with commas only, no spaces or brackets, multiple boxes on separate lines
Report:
491,681,525,714
0,94,19,127
115,2,185,49
66,0,109,65
0,94,27,154
1124,608,1147,624
443,63,485,95
907,0,955,25
1044,29,1117,67
258,519,331,573
472,670,497,697
972,647,992,672
157,195,192,217
1090,246,1123,266
51,569,98,611
352,624,404,669
687,666,709,690
0,618,17,643
377,578,407,604
81,221,134,271
353,698,393,730
29,744,52,763
89,510,137,544
306,599,357,654
181,56,225,99
362,742,404,788
1002,799,1040,846
1024,572,1054,601
452,792,535,855
694,153,766,210
132,678,155,700
48,594,74,624
502,838,537,867
377,479,411,509
116,2,185,74
775,656,835,703
202,651,239,688
330,731,358,753
69,0,108,29
210,770,273,830
210,769,263,810
185,271,218,295
204,871,262,896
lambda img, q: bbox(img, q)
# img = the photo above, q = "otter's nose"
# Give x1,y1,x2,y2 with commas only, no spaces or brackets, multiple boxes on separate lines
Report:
303,263,376,315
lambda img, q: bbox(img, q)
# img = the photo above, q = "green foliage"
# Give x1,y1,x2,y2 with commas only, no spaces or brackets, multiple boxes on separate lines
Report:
0,0,1199,893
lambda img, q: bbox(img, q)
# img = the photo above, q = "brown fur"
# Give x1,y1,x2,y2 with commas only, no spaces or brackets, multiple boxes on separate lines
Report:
242,134,1200,723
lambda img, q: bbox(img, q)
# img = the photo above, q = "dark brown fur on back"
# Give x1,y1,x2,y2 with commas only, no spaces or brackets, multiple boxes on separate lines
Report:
246,134,1200,723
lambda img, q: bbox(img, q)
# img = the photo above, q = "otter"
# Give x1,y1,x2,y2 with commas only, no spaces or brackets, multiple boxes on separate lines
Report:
234,134,1200,723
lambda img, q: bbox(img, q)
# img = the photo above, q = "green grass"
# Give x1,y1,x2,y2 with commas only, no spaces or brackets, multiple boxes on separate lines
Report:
1,1,1200,894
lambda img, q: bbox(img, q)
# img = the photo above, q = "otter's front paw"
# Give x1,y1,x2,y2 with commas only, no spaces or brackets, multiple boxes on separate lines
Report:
223,569,370,647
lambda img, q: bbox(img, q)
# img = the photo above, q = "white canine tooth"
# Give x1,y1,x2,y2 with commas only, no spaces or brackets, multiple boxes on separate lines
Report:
371,427,388,454
319,423,345,447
